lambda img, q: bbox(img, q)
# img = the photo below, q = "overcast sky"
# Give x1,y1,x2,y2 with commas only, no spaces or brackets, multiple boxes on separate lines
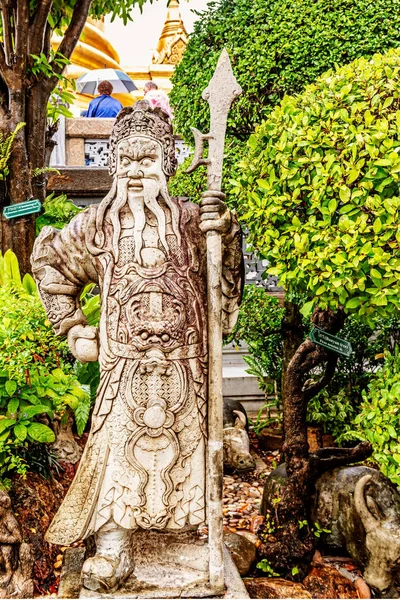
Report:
104,0,210,66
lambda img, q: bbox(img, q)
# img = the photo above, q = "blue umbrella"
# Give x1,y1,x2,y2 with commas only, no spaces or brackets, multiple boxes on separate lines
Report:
76,68,137,95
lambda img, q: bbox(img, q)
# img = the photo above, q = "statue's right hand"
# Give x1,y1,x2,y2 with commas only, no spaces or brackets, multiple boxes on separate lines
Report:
67,324,99,363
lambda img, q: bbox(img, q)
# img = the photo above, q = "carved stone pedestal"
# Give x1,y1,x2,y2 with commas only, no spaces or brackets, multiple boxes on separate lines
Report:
58,537,249,599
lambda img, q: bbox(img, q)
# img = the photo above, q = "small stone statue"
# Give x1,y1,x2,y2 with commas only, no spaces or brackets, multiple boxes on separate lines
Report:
263,464,400,598
0,490,34,598
32,101,242,595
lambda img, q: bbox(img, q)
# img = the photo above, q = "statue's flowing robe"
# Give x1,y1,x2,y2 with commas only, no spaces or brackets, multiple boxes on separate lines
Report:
31,197,242,545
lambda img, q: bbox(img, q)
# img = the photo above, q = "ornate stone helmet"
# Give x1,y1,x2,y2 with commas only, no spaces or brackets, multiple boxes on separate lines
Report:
108,100,178,178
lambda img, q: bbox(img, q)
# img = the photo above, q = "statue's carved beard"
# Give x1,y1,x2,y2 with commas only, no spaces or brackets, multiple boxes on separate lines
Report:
95,175,181,264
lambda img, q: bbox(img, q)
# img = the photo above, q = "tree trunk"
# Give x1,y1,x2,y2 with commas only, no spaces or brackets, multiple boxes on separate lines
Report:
26,85,51,202
1,85,51,275
259,307,346,576
0,83,36,275
281,301,304,422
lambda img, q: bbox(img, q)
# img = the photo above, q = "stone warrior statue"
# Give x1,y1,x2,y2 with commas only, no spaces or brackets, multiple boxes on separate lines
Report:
31,101,242,595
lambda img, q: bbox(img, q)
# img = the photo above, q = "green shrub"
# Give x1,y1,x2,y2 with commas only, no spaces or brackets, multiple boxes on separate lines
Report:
0,251,93,486
0,286,90,440
341,350,400,485
227,285,284,394
36,192,82,234
168,139,245,209
171,0,400,144
307,390,357,440
235,48,400,326
322,314,400,400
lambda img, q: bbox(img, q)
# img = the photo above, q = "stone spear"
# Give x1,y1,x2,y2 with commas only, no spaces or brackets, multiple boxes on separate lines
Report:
186,49,242,593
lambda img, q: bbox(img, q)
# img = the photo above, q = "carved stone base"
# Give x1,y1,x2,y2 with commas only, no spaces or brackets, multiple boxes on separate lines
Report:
59,532,248,599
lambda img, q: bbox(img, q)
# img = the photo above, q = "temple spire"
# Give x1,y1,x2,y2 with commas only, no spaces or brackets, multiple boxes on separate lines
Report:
153,0,188,65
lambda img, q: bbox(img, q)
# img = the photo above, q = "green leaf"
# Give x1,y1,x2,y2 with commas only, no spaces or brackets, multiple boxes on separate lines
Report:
347,169,359,184
300,300,315,318
257,179,270,190
3,250,22,287
7,398,19,416
5,380,17,397
339,187,350,203
328,199,337,214
20,405,52,419
0,419,16,434
22,274,37,295
371,269,382,280
27,423,55,443
14,424,27,441
373,218,382,234
346,298,361,309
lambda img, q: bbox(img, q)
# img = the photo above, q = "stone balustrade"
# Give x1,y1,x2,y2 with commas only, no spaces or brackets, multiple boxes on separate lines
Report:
54,117,190,168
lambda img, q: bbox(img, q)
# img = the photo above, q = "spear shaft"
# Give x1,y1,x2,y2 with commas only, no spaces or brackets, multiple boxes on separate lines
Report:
187,49,242,593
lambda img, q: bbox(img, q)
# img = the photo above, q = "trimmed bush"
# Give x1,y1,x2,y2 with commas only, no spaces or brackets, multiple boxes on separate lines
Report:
235,48,400,325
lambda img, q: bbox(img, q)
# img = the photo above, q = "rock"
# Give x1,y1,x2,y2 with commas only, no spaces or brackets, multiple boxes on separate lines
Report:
307,426,323,452
258,428,283,452
354,577,371,599
224,531,257,576
303,565,358,598
235,529,261,548
244,577,312,599
51,413,82,465
250,514,264,534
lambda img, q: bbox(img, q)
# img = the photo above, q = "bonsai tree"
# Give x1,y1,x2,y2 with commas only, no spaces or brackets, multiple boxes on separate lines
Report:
234,48,400,573
0,0,155,275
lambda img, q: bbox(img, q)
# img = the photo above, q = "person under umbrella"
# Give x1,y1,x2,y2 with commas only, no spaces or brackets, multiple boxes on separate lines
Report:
86,81,123,118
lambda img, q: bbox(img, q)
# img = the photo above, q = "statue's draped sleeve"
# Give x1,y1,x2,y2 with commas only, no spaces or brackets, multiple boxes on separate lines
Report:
31,207,99,336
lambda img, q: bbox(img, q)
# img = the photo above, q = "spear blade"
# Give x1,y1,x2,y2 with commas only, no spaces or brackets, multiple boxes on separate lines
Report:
203,49,242,191
186,49,242,188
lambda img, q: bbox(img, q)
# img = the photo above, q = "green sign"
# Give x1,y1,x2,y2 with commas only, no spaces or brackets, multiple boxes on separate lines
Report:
310,327,352,358
3,199,41,220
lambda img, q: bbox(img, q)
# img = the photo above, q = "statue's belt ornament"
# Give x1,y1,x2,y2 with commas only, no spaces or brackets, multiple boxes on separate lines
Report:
107,339,206,360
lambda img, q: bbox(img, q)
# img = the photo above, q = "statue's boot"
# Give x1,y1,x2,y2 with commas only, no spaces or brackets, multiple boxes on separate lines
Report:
82,524,134,594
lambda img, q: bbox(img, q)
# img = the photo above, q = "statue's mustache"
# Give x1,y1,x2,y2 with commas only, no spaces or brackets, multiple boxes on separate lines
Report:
127,178,166,265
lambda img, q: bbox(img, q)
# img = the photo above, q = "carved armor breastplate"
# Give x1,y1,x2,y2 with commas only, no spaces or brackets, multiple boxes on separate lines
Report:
105,231,207,359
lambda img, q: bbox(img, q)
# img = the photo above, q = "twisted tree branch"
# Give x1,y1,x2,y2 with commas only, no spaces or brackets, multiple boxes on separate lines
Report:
29,0,53,56
303,352,338,402
1,1,13,66
14,0,29,76
46,0,92,92
310,441,373,477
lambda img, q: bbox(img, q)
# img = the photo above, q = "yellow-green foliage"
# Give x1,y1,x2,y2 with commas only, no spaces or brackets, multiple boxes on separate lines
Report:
0,123,25,180
235,49,400,325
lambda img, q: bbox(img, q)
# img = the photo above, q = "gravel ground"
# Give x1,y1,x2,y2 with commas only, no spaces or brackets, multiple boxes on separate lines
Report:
223,475,264,533
222,435,277,536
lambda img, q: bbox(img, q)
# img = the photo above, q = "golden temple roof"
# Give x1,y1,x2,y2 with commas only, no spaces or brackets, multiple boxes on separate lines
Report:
153,0,188,65
53,4,188,112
